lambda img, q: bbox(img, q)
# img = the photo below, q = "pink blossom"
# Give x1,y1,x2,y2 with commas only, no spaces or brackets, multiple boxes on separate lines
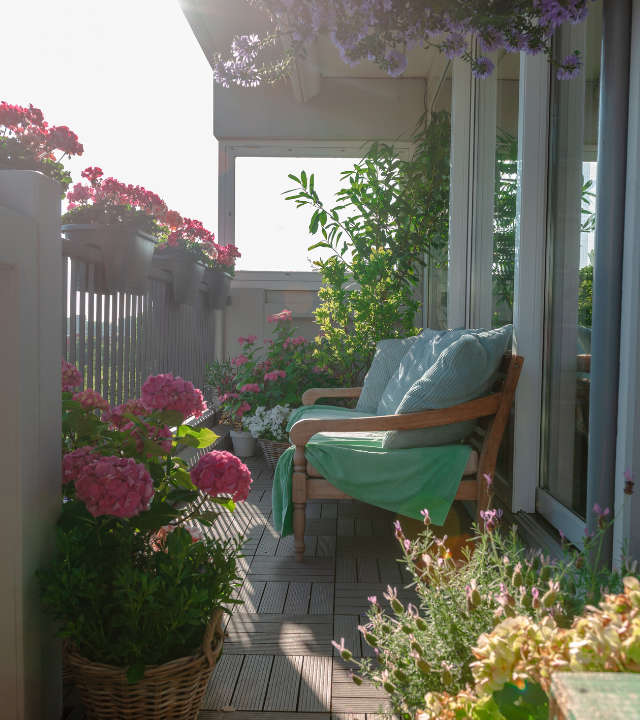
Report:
76,456,154,518
62,357,83,391
267,309,292,323
235,401,251,418
62,446,100,484
190,450,252,502
246,334,258,343
141,372,207,420
230,355,249,367
238,336,246,344
152,523,204,551
73,388,110,412
277,370,286,378
283,335,307,349
239,383,260,393
122,420,173,456
264,371,279,381
219,392,239,403
102,398,148,428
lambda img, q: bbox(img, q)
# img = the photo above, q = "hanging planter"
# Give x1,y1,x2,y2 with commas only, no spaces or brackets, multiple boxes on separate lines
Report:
152,253,206,305
62,223,156,295
202,268,232,310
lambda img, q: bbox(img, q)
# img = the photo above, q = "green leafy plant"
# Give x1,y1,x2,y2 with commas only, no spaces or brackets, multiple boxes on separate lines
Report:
285,110,451,386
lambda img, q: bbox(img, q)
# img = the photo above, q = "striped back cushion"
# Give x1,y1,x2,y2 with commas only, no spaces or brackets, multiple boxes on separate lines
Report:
355,336,419,414
382,325,512,449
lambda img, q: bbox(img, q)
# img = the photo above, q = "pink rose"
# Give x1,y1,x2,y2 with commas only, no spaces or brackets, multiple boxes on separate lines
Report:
76,456,154,518
62,446,100,484
62,357,83,391
190,451,252,502
73,388,110,412
141,372,207,420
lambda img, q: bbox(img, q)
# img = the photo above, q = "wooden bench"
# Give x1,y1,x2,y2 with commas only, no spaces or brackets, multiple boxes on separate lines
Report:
288,353,524,562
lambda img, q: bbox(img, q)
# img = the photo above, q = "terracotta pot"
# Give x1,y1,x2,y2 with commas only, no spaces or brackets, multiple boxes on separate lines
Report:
202,269,232,310
62,224,156,295
152,254,206,305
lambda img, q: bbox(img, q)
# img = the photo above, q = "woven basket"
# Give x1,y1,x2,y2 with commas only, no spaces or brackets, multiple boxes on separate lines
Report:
64,608,224,720
259,439,291,470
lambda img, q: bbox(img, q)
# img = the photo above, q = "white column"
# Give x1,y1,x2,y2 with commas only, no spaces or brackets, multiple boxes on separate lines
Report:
0,170,63,720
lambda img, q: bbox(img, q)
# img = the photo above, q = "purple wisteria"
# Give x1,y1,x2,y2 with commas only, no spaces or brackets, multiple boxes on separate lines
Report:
212,0,596,88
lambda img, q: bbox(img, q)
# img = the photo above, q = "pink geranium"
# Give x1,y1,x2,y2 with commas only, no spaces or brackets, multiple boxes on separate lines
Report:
102,398,148,428
73,388,110,412
141,372,207,420
76,456,154,518
283,335,307,349
239,383,260,393
62,357,83,391
230,355,248,367
122,420,172,456
236,401,251,418
62,446,100,484
190,451,252,502
267,309,292,323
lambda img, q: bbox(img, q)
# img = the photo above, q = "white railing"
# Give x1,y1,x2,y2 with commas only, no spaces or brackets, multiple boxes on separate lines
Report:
62,238,217,407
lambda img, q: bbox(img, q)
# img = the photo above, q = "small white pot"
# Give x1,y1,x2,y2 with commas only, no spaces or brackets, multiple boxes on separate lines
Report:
230,430,258,458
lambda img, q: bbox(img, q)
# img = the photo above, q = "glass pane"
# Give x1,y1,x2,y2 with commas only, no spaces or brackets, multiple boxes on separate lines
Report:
493,52,520,502
542,3,602,521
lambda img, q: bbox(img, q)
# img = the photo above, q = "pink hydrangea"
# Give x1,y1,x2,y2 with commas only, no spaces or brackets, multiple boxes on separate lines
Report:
267,309,292,323
230,355,249,367
62,446,100,484
76,456,154,518
102,398,148,428
235,401,251,418
141,372,207,420
190,451,252,502
62,357,83,391
73,388,110,412
239,383,260,393
122,420,173,456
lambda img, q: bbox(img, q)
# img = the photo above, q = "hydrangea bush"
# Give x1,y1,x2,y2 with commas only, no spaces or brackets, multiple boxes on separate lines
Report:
243,404,293,441
38,360,251,681
0,101,83,196
212,1,594,89
206,309,336,421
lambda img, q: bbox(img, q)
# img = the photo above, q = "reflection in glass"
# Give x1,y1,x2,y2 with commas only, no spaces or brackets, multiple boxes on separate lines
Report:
542,2,601,521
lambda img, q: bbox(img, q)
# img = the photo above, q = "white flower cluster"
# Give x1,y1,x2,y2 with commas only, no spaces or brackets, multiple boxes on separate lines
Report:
243,404,293,441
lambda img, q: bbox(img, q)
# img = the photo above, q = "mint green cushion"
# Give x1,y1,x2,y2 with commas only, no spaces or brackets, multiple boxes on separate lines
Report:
355,336,419,414
382,325,512,449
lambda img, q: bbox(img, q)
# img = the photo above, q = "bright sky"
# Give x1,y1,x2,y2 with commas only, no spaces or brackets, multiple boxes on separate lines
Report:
2,0,358,272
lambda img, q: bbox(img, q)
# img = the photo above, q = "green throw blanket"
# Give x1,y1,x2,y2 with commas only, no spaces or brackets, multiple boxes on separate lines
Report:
272,405,473,537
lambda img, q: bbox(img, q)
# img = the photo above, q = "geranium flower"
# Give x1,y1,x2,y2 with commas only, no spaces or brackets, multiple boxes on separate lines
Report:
190,450,252,502
62,357,83,391
75,456,154,518
141,372,207,420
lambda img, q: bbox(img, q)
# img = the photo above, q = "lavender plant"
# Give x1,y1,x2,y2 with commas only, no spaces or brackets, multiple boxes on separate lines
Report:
212,1,594,88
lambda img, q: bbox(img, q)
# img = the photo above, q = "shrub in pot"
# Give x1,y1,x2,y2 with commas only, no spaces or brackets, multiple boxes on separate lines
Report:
39,360,251,720
0,100,83,196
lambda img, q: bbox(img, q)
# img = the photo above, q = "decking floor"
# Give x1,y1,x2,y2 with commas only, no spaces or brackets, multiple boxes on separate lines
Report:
63,453,473,720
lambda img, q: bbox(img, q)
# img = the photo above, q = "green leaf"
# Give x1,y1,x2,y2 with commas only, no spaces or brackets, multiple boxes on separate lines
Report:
135,503,180,532
207,497,236,512
126,662,146,685
171,468,197,490
57,500,95,532
157,409,186,427
177,426,218,449
301,170,307,189
143,438,171,456
167,489,200,505
192,511,220,526
309,209,320,234
148,462,166,483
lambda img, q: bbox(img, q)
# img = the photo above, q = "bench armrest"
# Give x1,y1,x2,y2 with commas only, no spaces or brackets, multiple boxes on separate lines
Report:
290,393,502,445
301,387,363,406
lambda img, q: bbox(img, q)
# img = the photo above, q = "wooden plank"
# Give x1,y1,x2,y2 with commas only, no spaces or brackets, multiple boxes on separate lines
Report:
235,580,265,613
299,656,332,712
202,654,243,710
227,613,332,627
455,480,479,501
338,504,394,519
307,478,352,500
333,615,361,659
321,503,338,518
337,537,402,558
354,519,372,536
306,518,337,535
276,534,295,556
256,526,279,556
336,557,357,583
304,535,318,557
257,582,289,613
377,558,403,585
371,519,392,536
309,582,334,615
307,503,322,518
283,581,311,614
231,654,273,710
69,258,77,368
262,655,303,712
224,636,333,656
357,558,379,584
317,535,336,557
337,518,355,536
199,713,328,720
335,584,417,597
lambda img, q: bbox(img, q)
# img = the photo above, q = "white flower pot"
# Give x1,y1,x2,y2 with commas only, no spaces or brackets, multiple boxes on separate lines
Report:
230,430,258,458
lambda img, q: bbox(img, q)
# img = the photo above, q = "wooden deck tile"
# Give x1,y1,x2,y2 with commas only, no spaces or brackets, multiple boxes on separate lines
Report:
317,536,336,557
256,526,280,556
258,582,289,613
232,655,273,710
309,582,334,615
333,615,361,659
321,503,338,518
276,534,295,556
263,655,304,711
202,654,244,710
337,518,355,536
307,503,322,518
248,556,335,583
284,582,312,614
356,558,379,584
306,518,338,536
337,537,403,558
336,557,357,583
200,714,328,720
236,580,265,613
376,558,402,585
304,535,318,557
354,519,372,536
337,504,394,519
298,656,332,712
225,614,334,656
371,519,392,537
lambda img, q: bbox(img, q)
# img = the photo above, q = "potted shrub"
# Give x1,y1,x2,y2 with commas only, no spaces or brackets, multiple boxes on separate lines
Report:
40,360,251,720
153,218,218,306
0,101,84,196
62,167,178,294
206,310,336,463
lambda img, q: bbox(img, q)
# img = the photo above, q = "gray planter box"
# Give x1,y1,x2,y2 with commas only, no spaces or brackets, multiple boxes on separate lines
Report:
152,254,206,305
62,224,156,295
202,269,232,309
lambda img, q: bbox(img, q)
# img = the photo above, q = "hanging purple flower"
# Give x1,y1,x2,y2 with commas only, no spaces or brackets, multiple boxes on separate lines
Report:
472,56,495,80
557,53,583,80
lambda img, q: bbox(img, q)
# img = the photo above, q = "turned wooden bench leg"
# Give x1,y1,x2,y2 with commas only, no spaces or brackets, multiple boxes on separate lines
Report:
292,444,307,562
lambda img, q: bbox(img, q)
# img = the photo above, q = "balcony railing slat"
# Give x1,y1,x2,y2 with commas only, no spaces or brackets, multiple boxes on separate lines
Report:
96,289,103,397
78,261,86,389
87,264,94,392
69,258,77,372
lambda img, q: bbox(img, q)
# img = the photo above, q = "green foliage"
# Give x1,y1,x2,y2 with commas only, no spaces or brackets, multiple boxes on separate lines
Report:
0,136,73,197
286,110,451,386
38,523,241,669
579,263,593,328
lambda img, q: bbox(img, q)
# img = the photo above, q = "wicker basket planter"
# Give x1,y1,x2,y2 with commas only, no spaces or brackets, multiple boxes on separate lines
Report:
63,608,224,720
259,439,291,470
